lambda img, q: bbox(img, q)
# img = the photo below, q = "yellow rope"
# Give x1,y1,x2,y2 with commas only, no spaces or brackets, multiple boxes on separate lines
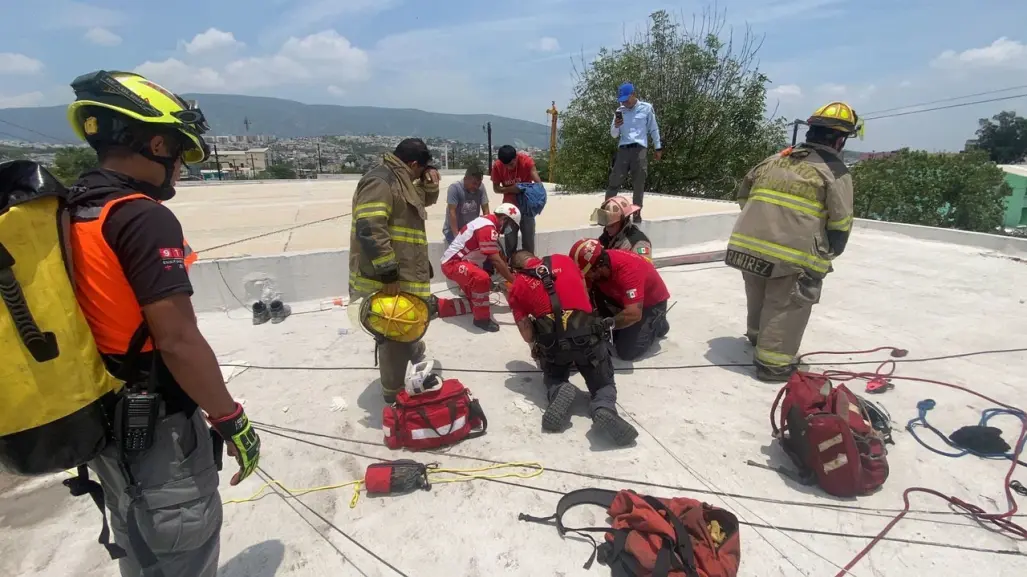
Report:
222,461,544,508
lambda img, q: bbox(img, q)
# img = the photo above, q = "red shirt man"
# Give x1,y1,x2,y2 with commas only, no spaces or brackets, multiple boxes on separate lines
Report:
508,253,593,324
491,151,537,204
595,249,670,309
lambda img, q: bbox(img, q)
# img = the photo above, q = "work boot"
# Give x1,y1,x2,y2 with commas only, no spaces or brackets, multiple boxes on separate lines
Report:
745,332,758,347
426,295,440,321
474,318,500,332
542,382,577,432
593,408,639,446
655,316,670,338
269,300,291,324
252,301,270,325
631,212,642,224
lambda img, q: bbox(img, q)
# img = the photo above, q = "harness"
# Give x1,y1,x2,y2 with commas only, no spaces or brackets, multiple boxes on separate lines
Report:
521,257,604,362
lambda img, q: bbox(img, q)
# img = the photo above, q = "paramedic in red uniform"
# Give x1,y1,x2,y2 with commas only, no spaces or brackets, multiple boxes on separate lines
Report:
491,145,542,256
569,239,670,361
507,250,638,446
440,203,520,332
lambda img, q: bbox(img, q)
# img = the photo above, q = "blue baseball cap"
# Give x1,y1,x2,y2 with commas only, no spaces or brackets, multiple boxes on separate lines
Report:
617,82,634,102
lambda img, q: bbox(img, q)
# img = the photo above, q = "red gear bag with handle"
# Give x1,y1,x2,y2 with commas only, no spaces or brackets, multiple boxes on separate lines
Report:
382,379,487,450
770,372,889,497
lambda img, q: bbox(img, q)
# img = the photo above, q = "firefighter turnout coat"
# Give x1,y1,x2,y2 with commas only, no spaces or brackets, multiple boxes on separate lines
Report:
349,153,440,300
727,143,853,279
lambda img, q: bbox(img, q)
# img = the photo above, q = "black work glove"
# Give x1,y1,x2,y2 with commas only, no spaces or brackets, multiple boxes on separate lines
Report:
209,402,261,486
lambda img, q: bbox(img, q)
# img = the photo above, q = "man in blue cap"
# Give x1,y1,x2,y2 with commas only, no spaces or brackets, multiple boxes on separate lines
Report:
608,82,662,222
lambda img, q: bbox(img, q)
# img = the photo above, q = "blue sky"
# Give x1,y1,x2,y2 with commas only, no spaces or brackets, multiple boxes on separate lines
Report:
1,0,1026,151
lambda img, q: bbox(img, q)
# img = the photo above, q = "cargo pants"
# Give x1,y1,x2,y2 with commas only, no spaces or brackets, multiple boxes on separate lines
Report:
378,339,427,402
537,336,618,416
606,144,648,210
595,295,670,361
88,409,222,577
743,271,823,378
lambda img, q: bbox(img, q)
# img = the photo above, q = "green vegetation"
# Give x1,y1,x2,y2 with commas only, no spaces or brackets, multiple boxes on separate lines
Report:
50,147,99,185
975,111,1027,165
555,9,786,198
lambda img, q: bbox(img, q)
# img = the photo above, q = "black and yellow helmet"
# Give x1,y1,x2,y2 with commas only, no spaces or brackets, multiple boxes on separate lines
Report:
807,101,865,140
67,70,211,164
359,292,431,343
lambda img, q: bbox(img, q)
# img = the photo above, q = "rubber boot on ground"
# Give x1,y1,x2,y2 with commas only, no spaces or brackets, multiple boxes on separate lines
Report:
474,318,500,332
593,408,639,446
270,300,291,324
252,301,270,325
542,382,577,432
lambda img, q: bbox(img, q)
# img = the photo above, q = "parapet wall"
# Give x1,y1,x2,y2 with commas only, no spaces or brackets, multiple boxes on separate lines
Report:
189,211,1027,312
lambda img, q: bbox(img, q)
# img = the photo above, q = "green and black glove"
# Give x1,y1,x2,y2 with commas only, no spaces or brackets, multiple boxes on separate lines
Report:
209,402,260,486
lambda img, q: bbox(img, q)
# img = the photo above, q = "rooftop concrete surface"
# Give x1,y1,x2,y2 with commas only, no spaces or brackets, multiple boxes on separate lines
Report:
167,176,736,259
3,228,1026,576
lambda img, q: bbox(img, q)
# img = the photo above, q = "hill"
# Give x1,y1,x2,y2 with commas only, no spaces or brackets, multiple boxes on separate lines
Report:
0,94,551,148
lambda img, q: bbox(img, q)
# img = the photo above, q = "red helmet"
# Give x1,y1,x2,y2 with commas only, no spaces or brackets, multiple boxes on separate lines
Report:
569,238,604,274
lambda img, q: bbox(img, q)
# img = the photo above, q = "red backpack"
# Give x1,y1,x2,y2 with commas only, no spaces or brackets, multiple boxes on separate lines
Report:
382,379,487,450
520,488,741,577
770,372,889,497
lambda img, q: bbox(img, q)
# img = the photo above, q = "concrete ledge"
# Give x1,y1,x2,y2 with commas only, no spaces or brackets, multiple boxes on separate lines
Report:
855,218,1027,255
190,211,739,311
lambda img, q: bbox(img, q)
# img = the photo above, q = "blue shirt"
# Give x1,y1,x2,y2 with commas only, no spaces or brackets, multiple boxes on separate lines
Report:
610,100,661,150
443,181,488,238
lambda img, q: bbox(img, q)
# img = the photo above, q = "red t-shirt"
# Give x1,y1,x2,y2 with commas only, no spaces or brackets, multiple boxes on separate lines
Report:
491,152,536,204
596,249,670,308
508,254,594,322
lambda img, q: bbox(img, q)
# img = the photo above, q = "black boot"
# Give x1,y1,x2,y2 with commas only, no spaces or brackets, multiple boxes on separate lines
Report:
542,382,577,432
252,301,270,325
593,408,638,446
474,318,500,332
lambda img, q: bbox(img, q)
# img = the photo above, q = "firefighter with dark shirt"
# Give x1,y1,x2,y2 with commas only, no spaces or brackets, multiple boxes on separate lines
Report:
569,239,670,361
65,70,260,577
507,250,638,446
593,196,652,260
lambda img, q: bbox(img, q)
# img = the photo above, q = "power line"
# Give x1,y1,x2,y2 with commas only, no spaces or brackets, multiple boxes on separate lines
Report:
865,93,1027,121
863,84,1027,116
0,118,74,145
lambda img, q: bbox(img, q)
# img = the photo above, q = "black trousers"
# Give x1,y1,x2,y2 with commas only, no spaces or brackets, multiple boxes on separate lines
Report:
596,298,669,361
537,337,617,415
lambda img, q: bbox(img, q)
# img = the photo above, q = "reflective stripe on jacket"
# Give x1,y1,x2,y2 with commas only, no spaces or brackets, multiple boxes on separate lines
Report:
70,193,196,354
348,154,439,299
727,143,853,278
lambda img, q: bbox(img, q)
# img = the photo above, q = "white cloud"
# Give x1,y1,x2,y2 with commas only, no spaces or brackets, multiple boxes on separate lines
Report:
0,53,44,74
0,91,45,109
768,84,803,100
528,37,561,52
327,85,346,97
816,83,847,97
265,0,401,42
134,30,368,93
44,1,128,29
84,27,122,47
183,28,245,55
932,37,1027,70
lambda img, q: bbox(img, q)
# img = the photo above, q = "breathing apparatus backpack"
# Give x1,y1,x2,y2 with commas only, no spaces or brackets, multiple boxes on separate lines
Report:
0,160,124,475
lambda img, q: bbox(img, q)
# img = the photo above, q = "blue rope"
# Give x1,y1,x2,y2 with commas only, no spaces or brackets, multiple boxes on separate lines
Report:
906,399,1027,461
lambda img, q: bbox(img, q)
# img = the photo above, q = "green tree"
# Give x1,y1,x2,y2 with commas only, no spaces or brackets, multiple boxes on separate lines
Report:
50,147,99,185
975,110,1027,164
557,9,786,198
532,153,552,183
262,163,298,179
851,149,1010,232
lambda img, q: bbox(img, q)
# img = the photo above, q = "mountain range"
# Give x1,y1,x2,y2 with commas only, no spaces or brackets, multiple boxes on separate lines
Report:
0,94,552,148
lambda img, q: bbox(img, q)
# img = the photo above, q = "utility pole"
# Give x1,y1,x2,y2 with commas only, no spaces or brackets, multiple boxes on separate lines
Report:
213,143,223,181
483,122,493,174
316,141,324,172
546,101,558,183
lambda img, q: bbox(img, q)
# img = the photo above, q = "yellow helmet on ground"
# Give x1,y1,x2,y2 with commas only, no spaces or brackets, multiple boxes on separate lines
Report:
808,101,865,140
67,70,211,164
360,292,431,343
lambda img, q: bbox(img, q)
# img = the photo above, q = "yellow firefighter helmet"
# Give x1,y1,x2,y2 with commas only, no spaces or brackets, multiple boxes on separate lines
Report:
359,291,431,343
808,101,865,140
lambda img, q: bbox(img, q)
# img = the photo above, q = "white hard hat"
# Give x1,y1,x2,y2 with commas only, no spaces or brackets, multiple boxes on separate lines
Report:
405,358,441,396
493,202,522,228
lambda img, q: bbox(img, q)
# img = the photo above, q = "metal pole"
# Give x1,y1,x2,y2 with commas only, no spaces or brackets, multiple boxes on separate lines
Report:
546,101,558,182
316,142,324,172
213,144,223,181
486,122,493,173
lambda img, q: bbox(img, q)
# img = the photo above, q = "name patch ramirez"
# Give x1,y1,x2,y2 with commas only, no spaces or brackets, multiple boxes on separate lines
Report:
725,249,774,278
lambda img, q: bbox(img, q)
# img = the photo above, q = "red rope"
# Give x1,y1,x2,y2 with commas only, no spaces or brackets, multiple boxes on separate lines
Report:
795,347,1027,576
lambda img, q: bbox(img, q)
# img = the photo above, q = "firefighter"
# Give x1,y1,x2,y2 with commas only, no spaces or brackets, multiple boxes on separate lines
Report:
507,250,638,446
592,195,653,261
349,138,441,402
725,101,860,382
569,239,670,361
440,203,520,332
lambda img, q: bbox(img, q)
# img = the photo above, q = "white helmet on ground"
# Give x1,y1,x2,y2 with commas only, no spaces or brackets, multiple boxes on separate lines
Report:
405,358,441,396
493,203,522,228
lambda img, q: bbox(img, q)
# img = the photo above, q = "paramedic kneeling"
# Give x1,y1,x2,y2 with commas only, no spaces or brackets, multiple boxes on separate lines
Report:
569,239,670,361
66,70,259,577
507,250,638,446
